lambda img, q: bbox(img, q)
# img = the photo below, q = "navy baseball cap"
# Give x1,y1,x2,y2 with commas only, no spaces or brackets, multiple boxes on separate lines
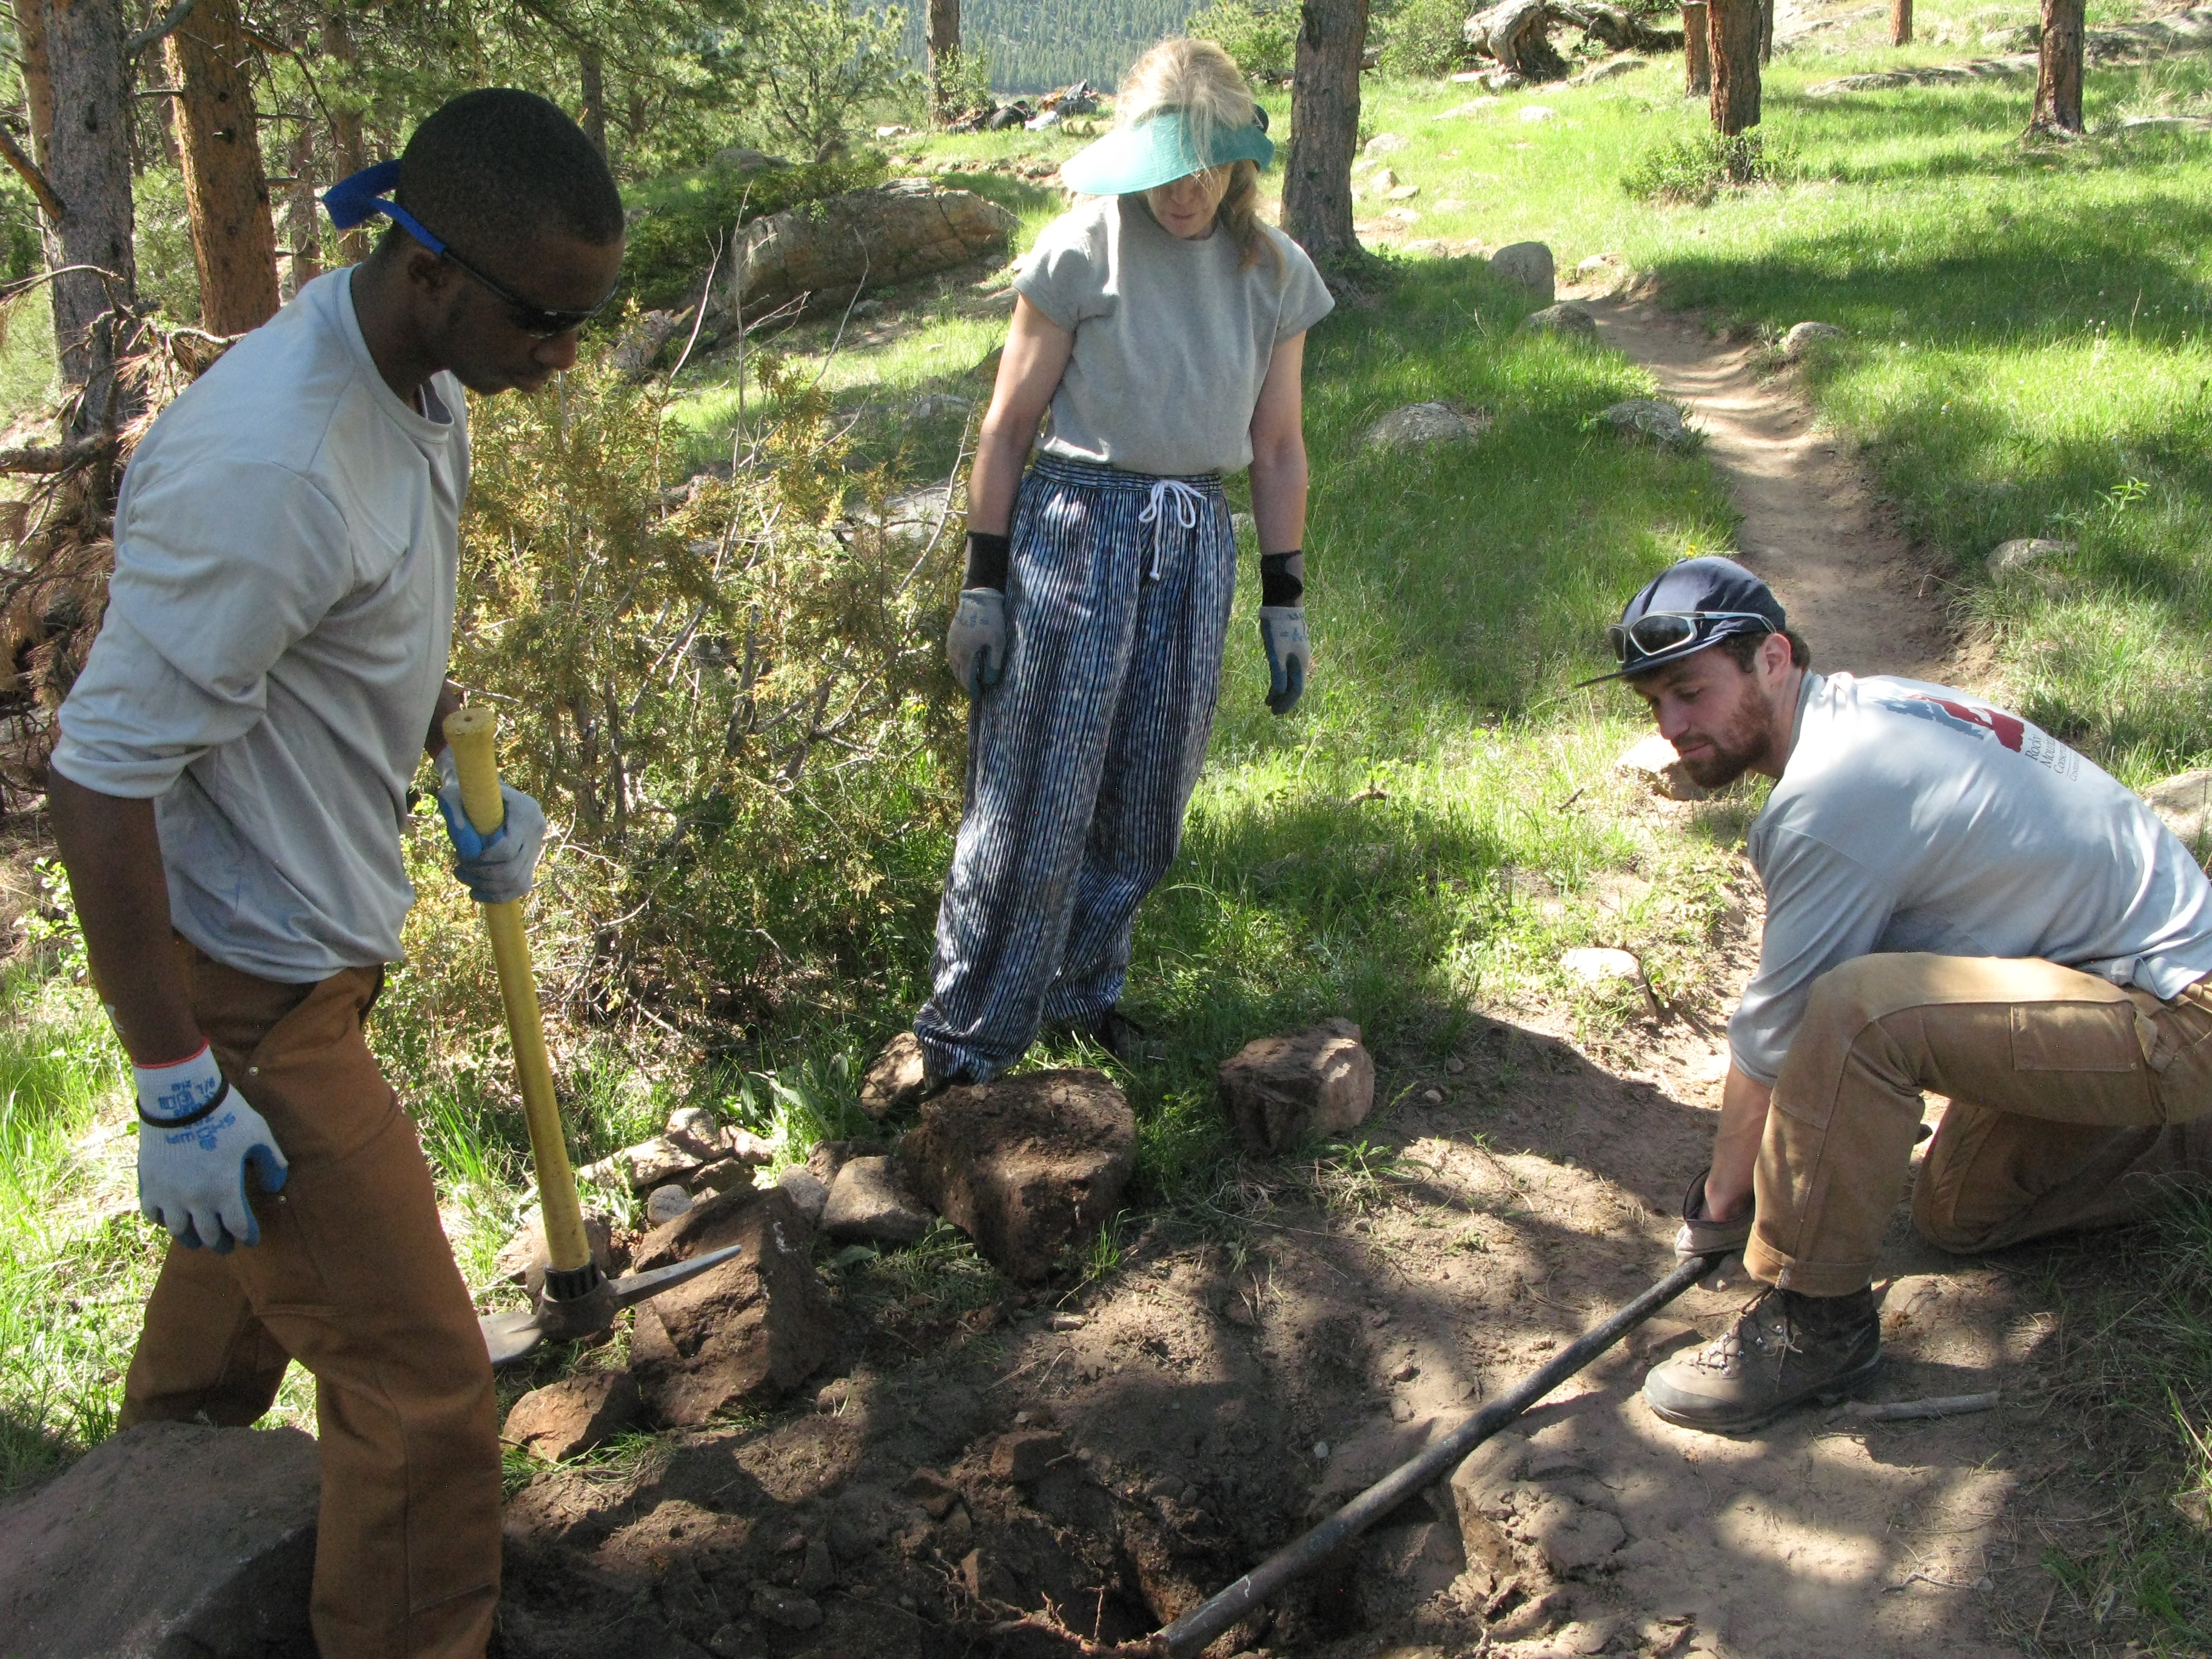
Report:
1578,556,1786,686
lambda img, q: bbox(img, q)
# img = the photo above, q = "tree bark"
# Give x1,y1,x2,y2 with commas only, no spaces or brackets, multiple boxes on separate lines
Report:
44,0,139,439
1758,0,1774,62
321,4,369,260
1682,1,1712,94
281,119,320,301
166,0,280,335
927,0,960,123
1708,0,1762,135
19,3,56,169
1890,0,1913,45
2030,0,2083,132
1282,0,1370,269
579,44,606,154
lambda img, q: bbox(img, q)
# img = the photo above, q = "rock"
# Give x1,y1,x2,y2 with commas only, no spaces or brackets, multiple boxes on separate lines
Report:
1988,536,2076,575
733,183,1017,317
503,1370,642,1462
1561,947,1641,982
778,1167,831,1227
899,1070,1137,1282
0,1420,318,1657
1230,511,1257,541
752,1586,825,1629
630,1188,837,1424
1615,732,1711,800
1484,67,1530,90
1026,107,1064,129
1522,302,1598,338
1518,104,1558,122
1370,166,1399,190
989,1429,1068,1483
493,1210,615,1297
723,1127,777,1165
577,1135,708,1195
1386,183,1422,200
1600,398,1691,449
1575,252,1622,276
1364,131,1411,155
911,392,974,421
610,307,683,381
1217,1017,1377,1156
797,1535,837,1592
1364,401,1492,451
860,1030,931,1119
1524,1494,1627,1573
2145,768,2212,862
902,1467,965,1518
821,1155,934,1246
1781,319,1845,360
806,1138,874,1186
1569,55,1648,82
1489,240,1556,303
646,1184,695,1225
688,1158,756,1196
711,146,792,173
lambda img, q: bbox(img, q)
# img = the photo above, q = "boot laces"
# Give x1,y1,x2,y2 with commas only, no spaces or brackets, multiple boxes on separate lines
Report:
1692,1287,1803,1380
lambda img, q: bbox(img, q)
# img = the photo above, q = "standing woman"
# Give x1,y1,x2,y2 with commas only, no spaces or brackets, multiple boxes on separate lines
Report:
908,37,1335,1092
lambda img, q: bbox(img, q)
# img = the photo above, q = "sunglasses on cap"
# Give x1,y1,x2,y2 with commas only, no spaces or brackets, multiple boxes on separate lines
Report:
323,162,617,339
1606,609,1778,667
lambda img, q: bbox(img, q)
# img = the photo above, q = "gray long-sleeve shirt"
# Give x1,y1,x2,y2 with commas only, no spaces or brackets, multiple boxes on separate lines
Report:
1729,672,2212,1084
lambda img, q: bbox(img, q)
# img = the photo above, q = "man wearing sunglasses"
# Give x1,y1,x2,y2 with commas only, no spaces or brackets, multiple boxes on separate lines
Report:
1588,557,2212,1434
45,90,621,1657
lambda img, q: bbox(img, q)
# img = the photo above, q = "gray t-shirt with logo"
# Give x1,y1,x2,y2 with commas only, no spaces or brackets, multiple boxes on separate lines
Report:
1013,195,1335,478
1729,671,2212,1084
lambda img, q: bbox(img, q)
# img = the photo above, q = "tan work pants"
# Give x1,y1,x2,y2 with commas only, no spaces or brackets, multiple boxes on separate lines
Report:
1747,953,2212,1296
120,947,500,1658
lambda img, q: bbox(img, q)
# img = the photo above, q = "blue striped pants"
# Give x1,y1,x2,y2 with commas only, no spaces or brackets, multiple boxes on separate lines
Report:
914,455,1238,1083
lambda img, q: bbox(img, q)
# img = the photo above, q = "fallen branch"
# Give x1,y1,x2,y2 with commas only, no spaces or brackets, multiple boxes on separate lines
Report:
1834,1390,2001,1421
0,438,116,474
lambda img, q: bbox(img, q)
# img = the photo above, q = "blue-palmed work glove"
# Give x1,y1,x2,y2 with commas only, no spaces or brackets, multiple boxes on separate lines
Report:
435,748,548,904
1258,607,1310,716
135,1042,289,1253
947,588,1009,697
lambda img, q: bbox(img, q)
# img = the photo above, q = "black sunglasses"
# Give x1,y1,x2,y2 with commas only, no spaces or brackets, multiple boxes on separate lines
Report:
1606,608,1777,665
379,195,613,338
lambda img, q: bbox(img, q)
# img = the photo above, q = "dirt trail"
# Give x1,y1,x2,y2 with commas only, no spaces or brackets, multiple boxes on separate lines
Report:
1578,289,1956,681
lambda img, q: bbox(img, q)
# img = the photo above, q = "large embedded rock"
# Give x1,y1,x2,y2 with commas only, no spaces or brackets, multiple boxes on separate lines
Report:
629,1188,837,1424
733,181,1017,315
822,1154,934,1245
1489,240,1556,303
577,1134,709,1194
1988,536,2076,575
1218,1018,1376,1156
900,1070,1136,1282
1364,401,1493,451
2145,768,2212,863
1600,398,1691,449
504,1370,642,1462
1781,319,1845,360
0,1421,319,1657
1522,301,1598,339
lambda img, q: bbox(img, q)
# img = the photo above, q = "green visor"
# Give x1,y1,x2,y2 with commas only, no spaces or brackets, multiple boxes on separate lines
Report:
1059,108,1276,196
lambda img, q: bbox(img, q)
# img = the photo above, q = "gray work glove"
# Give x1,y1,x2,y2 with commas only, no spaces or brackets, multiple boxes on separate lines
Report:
947,587,1009,697
1675,1167,1754,1263
135,1042,289,1253
1258,606,1309,716
435,748,548,905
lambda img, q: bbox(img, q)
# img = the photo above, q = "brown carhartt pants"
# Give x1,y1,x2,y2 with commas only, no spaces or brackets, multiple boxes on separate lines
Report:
1748,953,2212,1296
120,946,500,1658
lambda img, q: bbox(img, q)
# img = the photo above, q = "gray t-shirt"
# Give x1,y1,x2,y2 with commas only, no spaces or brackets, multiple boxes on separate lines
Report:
53,269,466,982
1013,195,1334,478
1729,672,2212,1084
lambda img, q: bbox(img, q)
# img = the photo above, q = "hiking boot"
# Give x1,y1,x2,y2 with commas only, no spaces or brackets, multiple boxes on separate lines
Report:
1091,1007,1161,1064
1643,1285,1881,1435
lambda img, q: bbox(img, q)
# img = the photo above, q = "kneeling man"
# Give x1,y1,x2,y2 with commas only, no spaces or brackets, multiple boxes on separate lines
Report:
1591,557,2212,1433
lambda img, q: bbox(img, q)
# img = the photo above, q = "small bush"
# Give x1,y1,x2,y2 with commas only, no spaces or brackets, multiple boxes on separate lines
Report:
1376,0,1476,78
1621,130,1797,206
1186,0,1301,81
619,152,890,313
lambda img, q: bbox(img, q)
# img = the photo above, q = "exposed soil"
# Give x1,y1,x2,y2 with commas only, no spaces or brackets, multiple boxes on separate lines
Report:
494,300,2105,1659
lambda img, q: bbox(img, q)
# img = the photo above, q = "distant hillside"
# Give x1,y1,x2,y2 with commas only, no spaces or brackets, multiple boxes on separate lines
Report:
902,0,1199,94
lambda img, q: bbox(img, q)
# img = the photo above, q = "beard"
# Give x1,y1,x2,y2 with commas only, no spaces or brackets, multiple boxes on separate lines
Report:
1675,693,1772,788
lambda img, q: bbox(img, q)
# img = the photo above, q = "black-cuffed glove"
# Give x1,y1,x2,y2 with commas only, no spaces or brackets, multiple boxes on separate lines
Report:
947,531,1012,697
1258,549,1309,716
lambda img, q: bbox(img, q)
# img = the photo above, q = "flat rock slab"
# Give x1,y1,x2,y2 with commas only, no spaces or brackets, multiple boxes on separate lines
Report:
0,1421,319,1658
900,1070,1136,1282
821,1154,934,1245
1218,1017,1376,1156
504,1370,642,1462
630,1188,838,1425
1365,401,1493,451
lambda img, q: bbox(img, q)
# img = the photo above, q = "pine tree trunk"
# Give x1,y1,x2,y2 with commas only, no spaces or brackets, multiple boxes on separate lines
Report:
1890,0,1913,45
1682,1,1712,94
1281,0,1370,270
1708,0,1763,136
281,120,321,301
19,3,55,169
927,0,961,124
579,45,606,155
2030,0,2083,132
44,0,139,439
1758,0,1774,62
166,0,281,335
321,5,369,260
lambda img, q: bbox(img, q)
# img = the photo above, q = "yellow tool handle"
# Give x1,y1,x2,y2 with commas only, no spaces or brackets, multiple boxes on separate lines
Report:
442,706,592,1278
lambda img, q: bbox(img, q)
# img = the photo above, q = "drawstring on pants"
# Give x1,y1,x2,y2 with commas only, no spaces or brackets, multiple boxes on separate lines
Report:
1138,478,1207,581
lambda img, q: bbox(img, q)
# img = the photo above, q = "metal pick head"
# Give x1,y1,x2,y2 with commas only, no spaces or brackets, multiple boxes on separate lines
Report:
478,1242,748,1367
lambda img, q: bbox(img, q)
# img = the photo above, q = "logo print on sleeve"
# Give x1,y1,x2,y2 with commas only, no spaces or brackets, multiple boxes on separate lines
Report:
1875,692,2080,778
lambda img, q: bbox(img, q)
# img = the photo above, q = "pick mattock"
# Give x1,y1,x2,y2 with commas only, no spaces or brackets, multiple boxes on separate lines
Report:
444,706,741,1366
